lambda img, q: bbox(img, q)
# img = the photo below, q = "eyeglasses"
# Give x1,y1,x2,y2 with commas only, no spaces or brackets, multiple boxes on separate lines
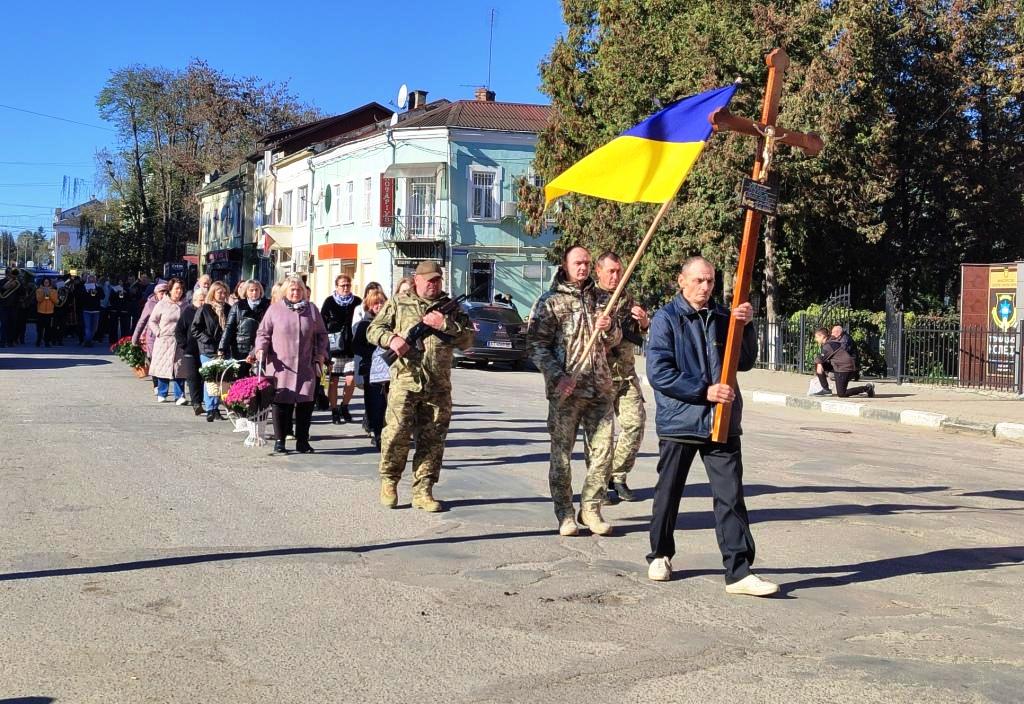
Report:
338,283,351,288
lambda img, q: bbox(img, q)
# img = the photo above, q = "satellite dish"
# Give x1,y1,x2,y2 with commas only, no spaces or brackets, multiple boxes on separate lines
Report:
389,113,399,127
396,84,409,110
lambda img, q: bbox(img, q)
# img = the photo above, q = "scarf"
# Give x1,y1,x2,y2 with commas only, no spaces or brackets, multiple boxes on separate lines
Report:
285,299,307,312
247,298,261,310
332,291,354,307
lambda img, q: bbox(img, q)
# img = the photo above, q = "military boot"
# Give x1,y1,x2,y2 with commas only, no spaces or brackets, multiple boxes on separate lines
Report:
379,479,398,508
577,504,613,536
412,483,443,513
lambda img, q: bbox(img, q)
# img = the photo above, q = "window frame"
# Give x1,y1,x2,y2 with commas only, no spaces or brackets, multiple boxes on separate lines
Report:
467,165,501,222
343,180,355,224
296,185,308,225
362,177,372,224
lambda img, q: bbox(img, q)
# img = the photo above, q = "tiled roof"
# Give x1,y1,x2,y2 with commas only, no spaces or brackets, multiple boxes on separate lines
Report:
399,101,551,133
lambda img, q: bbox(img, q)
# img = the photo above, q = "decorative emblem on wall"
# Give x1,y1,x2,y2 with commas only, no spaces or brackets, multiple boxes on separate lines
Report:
991,293,1018,332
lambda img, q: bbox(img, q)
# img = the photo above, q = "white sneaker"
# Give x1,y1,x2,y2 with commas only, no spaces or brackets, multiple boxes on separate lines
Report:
558,517,578,537
648,557,672,582
175,397,188,406
153,386,159,396
156,396,168,403
725,573,779,597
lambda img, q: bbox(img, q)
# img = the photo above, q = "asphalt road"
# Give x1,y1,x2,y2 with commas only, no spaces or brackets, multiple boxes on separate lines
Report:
1,348,1022,703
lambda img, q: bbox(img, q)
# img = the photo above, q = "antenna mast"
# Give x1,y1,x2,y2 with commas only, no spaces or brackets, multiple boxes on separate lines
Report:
487,8,495,88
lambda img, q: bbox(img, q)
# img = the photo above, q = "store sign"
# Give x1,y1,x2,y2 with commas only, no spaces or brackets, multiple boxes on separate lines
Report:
380,174,395,227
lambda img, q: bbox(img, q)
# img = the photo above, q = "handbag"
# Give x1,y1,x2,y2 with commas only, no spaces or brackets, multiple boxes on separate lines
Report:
328,331,343,354
369,348,390,384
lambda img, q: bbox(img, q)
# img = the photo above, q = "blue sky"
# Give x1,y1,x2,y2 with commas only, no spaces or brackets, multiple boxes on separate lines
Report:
0,0,565,239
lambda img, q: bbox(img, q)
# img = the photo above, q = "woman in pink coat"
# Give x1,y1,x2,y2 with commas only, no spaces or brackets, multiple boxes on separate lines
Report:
251,275,329,454
147,278,190,403
131,281,167,396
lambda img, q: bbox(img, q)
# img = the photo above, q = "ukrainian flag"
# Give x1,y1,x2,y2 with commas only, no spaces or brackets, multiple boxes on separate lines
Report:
544,84,738,207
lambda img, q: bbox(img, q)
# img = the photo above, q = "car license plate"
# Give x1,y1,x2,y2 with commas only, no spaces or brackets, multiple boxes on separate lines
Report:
487,340,512,349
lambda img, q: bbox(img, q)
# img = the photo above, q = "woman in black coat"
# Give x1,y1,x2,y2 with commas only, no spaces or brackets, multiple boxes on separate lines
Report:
191,280,229,421
219,279,269,375
320,274,361,424
351,290,388,448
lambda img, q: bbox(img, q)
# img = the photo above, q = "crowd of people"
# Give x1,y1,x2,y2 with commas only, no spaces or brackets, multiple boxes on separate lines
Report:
4,251,786,597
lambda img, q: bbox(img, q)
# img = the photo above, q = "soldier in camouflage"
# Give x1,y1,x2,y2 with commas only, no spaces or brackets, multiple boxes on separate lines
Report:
593,251,649,503
528,246,621,537
367,261,473,512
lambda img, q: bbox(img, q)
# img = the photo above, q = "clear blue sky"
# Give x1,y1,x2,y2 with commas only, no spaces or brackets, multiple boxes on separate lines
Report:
0,0,565,240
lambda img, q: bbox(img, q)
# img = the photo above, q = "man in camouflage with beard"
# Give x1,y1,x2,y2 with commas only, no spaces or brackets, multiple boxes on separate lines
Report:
528,246,620,537
593,251,650,503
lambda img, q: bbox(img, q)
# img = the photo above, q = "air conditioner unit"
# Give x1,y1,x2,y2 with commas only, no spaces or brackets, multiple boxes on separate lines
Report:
500,201,518,219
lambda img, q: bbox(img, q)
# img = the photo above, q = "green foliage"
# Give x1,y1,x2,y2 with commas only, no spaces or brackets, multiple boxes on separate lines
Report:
61,251,86,274
110,337,147,368
536,1,1024,314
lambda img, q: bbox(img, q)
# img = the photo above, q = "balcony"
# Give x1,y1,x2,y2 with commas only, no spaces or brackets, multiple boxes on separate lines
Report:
387,214,448,241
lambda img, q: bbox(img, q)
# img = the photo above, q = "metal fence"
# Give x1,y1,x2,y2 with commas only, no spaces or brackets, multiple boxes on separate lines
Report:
753,315,1024,394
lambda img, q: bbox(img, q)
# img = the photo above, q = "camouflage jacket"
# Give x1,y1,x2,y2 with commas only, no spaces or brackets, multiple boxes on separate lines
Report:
594,286,646,385
528,271,621,400
366,289,473,394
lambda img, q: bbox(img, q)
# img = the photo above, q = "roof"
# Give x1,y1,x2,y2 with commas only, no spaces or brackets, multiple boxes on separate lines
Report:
398,101,551,133
54,198,103,226
257,102,391,155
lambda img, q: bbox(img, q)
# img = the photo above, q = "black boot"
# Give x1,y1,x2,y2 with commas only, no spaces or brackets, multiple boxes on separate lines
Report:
272,439,287,454
331,408,341,424
295,440,314,454
340,406,353,423
206,409,216,423
612,480,636,502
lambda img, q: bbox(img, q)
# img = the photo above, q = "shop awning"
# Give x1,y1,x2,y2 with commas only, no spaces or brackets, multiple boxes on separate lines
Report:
260,225,294,251
383,161,445,178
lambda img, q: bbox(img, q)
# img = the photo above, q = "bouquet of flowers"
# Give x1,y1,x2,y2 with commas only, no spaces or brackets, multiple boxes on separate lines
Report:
223,375,274,418
109,335,147,372
199,357,239,396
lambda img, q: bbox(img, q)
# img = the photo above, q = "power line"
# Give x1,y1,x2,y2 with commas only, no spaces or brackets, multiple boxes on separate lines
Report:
0,201,56,210
0,103,115,132
0,160,96,166
0,183,61,187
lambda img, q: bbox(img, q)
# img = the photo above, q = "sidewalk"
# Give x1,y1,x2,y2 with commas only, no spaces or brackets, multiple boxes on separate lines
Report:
635,358,1024,442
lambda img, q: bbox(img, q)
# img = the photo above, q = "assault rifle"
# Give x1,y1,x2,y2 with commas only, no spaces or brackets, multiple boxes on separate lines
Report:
381,282,489,366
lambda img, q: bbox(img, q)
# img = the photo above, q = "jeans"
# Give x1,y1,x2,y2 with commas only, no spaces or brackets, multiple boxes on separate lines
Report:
364,382,389,436
156,377,185,400
82,310,100,343
199,354,221,411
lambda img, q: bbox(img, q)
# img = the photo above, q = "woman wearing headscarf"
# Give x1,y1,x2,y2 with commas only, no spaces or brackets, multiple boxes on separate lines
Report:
192,280,230,421
251,274,329,454
132,281,168,396
147,278,189,403
219,279,269,377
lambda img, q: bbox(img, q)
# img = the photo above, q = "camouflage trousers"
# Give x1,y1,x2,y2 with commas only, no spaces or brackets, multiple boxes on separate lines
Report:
546,393,614,520
610,379,646,482
379,384,453,493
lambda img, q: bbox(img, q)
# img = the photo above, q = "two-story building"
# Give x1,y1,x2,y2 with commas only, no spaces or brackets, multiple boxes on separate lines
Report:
52,198,103,272
308,89,556,317
197,165,253,288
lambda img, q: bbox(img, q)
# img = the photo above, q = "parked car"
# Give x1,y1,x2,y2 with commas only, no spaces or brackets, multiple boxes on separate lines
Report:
454,302,529,369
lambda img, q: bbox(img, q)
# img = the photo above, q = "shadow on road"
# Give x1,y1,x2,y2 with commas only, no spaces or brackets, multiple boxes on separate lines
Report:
0,698,57,703
0,357,111,370
960,489,1024,502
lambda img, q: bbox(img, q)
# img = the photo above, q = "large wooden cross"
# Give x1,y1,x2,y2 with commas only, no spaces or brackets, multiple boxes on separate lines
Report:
709,48,824,443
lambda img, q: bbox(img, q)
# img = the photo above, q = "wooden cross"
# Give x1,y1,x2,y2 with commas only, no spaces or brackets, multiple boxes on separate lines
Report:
708,48,824,443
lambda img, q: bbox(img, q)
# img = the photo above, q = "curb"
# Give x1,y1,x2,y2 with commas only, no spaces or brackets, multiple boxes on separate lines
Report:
746,388,1017,442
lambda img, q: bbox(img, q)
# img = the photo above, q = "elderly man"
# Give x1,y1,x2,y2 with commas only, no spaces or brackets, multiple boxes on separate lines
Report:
645,256,778,596
592,251,649,502
528,245,620,537
367,261,473,512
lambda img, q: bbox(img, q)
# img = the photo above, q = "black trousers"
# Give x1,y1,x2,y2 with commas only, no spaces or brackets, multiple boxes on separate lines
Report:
648,436,756,583
816,370,871,397
273,402,313,442
35,313,53,345
364,382,389,436
184,355,203,407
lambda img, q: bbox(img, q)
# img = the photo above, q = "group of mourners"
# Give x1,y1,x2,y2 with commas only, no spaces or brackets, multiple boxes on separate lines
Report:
129,271,412,454
41,246,781,597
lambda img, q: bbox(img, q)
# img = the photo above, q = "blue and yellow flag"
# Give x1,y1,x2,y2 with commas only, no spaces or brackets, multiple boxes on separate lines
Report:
544,84,738,207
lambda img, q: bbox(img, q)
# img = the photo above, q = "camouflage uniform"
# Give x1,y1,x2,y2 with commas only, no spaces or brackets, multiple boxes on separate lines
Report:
527,271,621,520
367,289,473,497
593,287,647,484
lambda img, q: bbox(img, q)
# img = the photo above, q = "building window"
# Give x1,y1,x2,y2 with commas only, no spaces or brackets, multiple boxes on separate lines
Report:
343,180,354,223
362,177,372,223
331,185,341,225
469,166,500,221
407,176,436,237
281,190,293,226
297,186,308,224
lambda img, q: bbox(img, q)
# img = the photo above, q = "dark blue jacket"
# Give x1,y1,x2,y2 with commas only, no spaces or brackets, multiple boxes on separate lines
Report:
646,294,758,440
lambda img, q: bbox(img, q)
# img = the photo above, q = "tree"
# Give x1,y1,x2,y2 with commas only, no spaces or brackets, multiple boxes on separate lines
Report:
535,0,1024,314
95,61,319,274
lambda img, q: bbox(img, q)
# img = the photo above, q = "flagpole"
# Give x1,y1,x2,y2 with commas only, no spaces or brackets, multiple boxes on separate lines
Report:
570,187,682,383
